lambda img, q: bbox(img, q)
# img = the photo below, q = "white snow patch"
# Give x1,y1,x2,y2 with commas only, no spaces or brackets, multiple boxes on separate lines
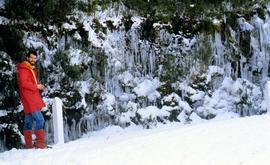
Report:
206,65,224,83
73,31,82,41
103,93,116,111
24,33,49,53
118,71,134,87
2,115,270,164
238,17,254,31
137,106,168,120
82,18,103,47
68,48,92,65
0,110,7,117
131,16,144,28
190,91,205,102
62,22,77,31
0,0,4,9
212,18,221,25
133,78,162,101
0,16,9,25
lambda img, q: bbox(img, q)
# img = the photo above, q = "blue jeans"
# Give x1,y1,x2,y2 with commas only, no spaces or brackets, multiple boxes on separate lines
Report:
23,110,45,130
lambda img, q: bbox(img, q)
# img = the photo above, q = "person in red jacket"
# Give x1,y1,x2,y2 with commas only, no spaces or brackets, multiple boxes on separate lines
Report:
17,50,46,149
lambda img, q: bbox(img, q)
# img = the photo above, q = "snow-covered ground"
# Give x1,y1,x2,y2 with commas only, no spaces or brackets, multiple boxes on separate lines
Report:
1,114,270,165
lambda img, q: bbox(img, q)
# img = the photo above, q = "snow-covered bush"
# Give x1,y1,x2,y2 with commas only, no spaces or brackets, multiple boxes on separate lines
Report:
118,101,137,127
197,77,265,119
134,106,169,129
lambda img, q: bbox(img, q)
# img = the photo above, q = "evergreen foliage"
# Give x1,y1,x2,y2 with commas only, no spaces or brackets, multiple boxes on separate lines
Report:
123,0,268,37
4,0,76,24
0,25,25,62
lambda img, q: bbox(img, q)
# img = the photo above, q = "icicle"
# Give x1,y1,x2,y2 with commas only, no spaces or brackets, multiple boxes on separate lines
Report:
64,121,69,142
214,32,225,66
70,119,76,140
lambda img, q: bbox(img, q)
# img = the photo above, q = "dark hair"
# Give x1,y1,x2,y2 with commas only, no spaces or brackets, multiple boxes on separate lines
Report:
26,50,37,57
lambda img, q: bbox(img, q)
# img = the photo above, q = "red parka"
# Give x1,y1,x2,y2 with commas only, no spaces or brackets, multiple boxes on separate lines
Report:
17,61,45,114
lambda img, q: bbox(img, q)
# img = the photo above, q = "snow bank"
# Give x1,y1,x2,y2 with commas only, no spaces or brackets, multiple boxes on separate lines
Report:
1,114,270,165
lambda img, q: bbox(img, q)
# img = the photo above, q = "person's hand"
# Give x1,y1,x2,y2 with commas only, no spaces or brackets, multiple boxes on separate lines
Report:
37,84,45,90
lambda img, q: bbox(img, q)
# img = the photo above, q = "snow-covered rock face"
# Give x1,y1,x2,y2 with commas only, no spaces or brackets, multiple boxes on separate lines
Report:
46,2,267,136
1,1,270,151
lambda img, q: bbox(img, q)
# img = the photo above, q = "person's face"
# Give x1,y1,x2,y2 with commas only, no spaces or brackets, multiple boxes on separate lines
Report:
27,53,37,65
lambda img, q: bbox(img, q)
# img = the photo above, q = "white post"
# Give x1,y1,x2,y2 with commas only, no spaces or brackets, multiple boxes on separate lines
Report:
266,81,270,113
52,97,64,144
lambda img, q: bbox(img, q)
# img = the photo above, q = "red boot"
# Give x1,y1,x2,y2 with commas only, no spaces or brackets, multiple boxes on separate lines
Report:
23,130,34,149
35,129,46,149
